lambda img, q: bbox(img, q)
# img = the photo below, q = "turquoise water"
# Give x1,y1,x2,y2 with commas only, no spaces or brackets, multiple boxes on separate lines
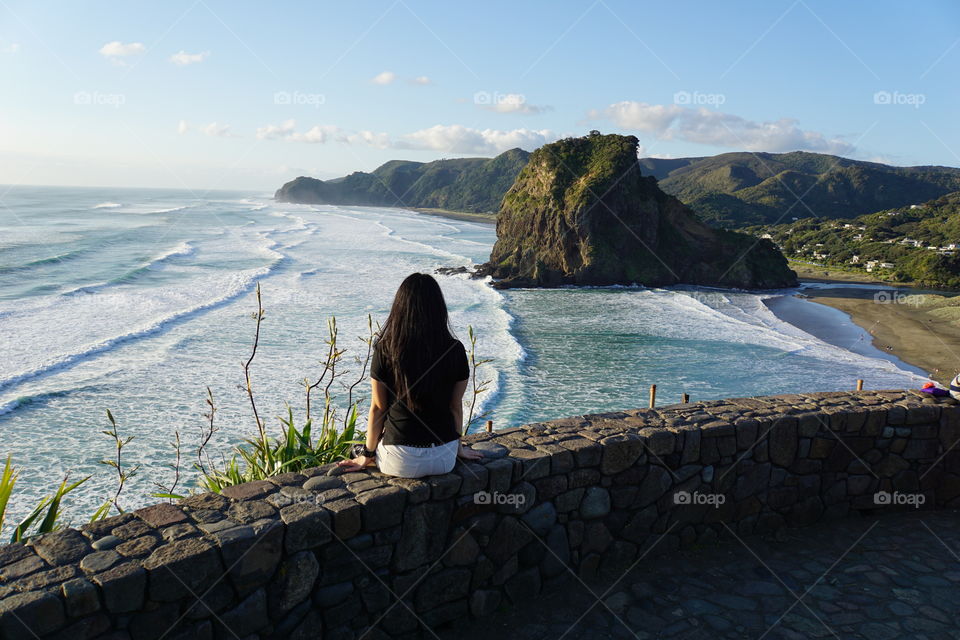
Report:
0,186,924,523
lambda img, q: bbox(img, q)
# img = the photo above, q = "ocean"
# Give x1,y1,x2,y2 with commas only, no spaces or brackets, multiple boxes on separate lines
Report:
0,185,925,526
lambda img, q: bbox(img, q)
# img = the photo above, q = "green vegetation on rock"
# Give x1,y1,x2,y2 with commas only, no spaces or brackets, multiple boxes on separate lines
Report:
274,148,530,213
483,132,797,289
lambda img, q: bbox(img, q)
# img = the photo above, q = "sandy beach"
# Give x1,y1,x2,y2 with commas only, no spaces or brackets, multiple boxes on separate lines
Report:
410,207,496,224
761,266,960,384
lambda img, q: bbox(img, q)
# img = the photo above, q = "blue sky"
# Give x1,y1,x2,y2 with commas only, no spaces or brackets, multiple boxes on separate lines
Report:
1,0,958,190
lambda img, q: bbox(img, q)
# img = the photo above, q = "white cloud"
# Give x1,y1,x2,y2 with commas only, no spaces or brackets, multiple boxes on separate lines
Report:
177,120,189,135
288,125,342,144
169,50,209,66
256,119,297,140
412,76,431,85
254,121,551,154
370,71,396,85
1,43,19,54
396,125,557,154
342,130,392,148
480,93,551,115
99,41,145,61
202,122,234,137
595,101,854,155
595,102,684,133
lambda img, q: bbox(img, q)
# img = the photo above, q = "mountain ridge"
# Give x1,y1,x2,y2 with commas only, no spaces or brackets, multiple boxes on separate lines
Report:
274,148,530,213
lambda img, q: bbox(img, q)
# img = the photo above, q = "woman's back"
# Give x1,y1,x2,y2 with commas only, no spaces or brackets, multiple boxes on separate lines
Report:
371,337,468,446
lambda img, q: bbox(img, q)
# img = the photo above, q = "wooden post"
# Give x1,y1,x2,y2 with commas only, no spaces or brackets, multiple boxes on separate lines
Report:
485,420,493,433
681,393,689,404
649,384,657,409
856,379,864,391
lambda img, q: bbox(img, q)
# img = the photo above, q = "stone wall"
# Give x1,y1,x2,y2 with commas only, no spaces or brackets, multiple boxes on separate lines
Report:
1,390,959,640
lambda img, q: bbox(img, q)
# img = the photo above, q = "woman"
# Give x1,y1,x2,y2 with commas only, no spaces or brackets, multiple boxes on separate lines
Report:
338,273,483,477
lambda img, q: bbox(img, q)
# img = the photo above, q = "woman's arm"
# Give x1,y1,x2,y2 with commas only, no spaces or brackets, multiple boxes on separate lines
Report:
450,379,467,435
452,379,483,461
338,378,389,470
366,379,389,449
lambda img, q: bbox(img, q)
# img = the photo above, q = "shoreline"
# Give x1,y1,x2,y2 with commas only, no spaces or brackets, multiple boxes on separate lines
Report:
408,207,496,225
772,281,960,384
400,210,951,383
763,293,928,380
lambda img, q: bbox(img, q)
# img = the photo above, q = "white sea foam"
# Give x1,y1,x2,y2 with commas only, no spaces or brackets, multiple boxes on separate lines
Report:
91,202,122,209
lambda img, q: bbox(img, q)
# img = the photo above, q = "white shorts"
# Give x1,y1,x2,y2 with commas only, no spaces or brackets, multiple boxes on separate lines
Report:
377,440,459,478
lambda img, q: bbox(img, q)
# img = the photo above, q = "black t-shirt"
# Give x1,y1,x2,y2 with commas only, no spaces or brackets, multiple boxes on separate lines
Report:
370,339,470,446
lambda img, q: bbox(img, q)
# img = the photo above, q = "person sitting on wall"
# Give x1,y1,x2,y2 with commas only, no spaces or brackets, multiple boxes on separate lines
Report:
337,272,484,477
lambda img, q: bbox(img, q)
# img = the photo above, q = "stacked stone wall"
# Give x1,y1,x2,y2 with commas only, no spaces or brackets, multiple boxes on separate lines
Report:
1,390,958,639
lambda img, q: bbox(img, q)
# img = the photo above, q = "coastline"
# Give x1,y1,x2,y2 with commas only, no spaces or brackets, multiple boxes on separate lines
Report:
770,279,960,384
409,207,496,225
400,211,949,383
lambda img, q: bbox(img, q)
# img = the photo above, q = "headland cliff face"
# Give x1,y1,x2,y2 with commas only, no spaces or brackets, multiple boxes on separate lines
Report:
482,133,797,289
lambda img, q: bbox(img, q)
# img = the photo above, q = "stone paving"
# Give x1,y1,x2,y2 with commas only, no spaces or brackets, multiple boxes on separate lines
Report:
443,509,960,640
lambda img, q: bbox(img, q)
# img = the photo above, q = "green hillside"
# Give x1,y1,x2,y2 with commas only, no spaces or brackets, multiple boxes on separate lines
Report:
748,192,960,288
639,151,960,227
274,148,530,213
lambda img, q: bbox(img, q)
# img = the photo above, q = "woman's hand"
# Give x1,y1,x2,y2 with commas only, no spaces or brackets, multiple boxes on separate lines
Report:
337,455,377,472
457,442,484,461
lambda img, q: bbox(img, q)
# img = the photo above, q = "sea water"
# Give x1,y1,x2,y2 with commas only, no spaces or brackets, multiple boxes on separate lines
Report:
0,186,924,525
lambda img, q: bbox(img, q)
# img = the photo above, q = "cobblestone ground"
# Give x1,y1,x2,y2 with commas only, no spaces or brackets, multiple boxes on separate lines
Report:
442,510,960,640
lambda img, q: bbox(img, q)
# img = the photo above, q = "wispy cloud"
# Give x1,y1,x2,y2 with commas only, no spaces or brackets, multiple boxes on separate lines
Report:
177,120,189,135
593,101,854,155
478,92,551,115
202,122,234,137
99,41,145,65
1,42,19,54
370,70,397,85
412,75,431,85
288,125,342,144
169,50,209,66
254,120,549,154
256,119,298,140
396,124,556,154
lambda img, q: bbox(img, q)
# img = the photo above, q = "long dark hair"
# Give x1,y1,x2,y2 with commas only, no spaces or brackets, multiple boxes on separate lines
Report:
377,273,456,410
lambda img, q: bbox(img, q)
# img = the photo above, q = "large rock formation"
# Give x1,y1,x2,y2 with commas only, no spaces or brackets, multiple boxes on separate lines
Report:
482,133,797,289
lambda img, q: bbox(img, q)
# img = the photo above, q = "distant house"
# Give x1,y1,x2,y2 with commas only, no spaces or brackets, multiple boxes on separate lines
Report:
853,234,863,241
865,260,894,272
812,252,830,260
760,233,772,240
850,255,861,264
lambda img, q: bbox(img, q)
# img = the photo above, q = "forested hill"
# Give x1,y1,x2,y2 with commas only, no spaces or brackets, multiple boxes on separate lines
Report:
274,148,530,214
639,151,960,228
